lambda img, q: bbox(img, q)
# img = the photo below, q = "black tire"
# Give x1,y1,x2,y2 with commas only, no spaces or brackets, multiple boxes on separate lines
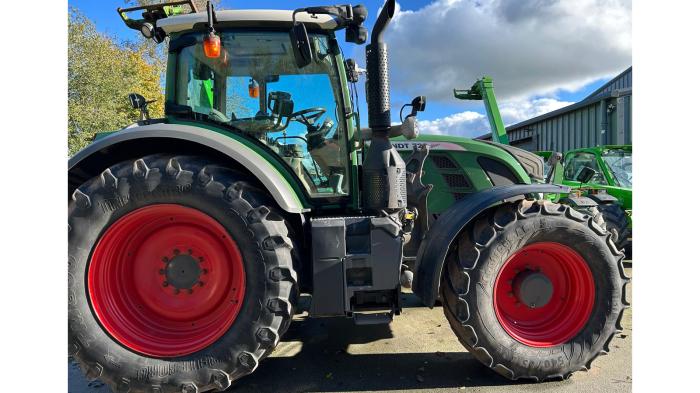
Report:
69,155,298,393
441,199,629,381
597,203,631,254
577,205,607,232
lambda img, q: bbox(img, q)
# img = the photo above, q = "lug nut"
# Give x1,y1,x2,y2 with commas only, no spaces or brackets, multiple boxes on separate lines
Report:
202,269,208,275
173,249,180,255
162,257,168,263
174,288,180,295
158,269,165,275
162,281,168,287
187,289,193,294
198,257,204,262
199,281,205,287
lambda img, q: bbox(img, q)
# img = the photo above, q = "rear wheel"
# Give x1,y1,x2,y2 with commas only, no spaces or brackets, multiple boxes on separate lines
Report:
69,155,297,392
441,199,629,381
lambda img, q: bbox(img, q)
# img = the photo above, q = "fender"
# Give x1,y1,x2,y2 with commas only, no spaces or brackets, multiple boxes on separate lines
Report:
587,192,619,205
412,183,570,307
69,123,310,213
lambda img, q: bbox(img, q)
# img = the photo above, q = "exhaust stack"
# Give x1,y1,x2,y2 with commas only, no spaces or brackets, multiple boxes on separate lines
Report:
366,0,395,131
362,0,406,213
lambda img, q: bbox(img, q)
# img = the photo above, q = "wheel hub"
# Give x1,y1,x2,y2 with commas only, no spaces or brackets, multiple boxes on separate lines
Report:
493,242,595,347
164,253,202,290
88,204,246,357
512,270,553,309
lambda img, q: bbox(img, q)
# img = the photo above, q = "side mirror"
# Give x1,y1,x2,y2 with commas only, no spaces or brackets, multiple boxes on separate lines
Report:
575,166,597,184
290,23,312,68
129,93,147,110
128,93,153,122
409,96,426,116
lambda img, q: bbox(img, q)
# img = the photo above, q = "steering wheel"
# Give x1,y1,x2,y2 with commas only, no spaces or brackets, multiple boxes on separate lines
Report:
291,107,326,126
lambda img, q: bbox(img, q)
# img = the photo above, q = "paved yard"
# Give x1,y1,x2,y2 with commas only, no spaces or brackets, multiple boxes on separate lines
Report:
69,266,632,393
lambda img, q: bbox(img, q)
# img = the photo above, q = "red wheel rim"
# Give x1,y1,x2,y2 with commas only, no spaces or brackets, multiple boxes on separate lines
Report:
88,204,246,357
493,242,594,347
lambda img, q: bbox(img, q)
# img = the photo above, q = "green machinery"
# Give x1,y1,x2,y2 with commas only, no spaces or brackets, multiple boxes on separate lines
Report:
536,145,632,252
449,76,630,253
68,2,627,392
557,145,631,211
454,76,509,145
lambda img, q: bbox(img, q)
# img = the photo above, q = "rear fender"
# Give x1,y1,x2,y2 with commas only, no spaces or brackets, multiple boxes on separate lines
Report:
412,184,570,306
69,123,309,214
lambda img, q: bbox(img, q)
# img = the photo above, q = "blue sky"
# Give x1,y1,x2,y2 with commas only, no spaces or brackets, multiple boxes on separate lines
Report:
69,0,630,137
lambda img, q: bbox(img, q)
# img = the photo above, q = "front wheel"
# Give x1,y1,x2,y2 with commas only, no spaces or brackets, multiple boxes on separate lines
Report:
69,155,297,392
441,199,629,381
597,203,631,254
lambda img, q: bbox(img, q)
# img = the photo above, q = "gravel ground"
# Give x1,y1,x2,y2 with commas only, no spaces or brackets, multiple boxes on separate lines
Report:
69,265,632,393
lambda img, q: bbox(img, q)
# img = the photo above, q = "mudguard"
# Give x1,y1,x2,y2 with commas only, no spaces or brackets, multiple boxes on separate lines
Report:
69,123,309,213
412,183,570,307
587,192,619,204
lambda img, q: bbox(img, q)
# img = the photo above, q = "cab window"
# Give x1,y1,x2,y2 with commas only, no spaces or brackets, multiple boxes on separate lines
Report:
564,152,606,184
175,31,349,197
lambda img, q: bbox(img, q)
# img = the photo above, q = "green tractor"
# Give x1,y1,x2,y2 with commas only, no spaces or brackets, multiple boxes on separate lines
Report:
68,2,627,392
536,146,632,254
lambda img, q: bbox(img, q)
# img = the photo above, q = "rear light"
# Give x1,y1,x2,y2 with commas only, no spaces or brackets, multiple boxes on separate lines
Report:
203,33,221,58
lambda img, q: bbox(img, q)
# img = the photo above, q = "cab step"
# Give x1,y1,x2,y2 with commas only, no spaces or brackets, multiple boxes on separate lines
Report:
352,312,393,325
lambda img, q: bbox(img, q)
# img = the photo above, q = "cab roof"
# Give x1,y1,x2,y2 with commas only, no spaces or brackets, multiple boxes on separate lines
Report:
157,10,341,35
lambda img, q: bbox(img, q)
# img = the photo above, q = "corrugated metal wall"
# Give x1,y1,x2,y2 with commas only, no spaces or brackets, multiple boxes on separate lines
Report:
512,93,632,152
481,67,632,152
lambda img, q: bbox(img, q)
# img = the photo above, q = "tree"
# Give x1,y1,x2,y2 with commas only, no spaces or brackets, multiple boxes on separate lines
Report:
68,9,164,155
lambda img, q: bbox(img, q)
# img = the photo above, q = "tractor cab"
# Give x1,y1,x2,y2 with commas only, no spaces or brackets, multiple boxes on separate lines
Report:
169,28,351,196
139,6,370,199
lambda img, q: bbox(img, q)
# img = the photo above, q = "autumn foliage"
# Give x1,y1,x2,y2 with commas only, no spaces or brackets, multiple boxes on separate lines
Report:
68,10,165,155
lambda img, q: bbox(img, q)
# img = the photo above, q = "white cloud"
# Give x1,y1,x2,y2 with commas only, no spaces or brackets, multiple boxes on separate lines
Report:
418,96,573,138
385,0,632,102
500,97,574,125
418,110,487,137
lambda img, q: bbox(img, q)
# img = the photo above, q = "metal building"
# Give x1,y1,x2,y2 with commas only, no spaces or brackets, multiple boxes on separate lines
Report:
478,66,632,152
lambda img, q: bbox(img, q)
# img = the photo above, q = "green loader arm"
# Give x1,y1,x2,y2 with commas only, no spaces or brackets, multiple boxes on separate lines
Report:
454,76,509,145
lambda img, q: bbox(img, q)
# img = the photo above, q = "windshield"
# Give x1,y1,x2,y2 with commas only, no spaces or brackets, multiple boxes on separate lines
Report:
601,149,632,188
175,31,350,197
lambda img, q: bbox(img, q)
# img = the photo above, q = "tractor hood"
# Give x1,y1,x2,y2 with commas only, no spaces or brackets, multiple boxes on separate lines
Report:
390,135,544,182
478,140,545,182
